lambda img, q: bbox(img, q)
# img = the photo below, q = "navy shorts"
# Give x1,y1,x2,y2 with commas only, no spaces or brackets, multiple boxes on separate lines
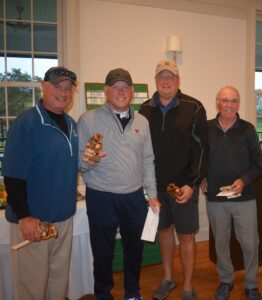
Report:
158,187,199,234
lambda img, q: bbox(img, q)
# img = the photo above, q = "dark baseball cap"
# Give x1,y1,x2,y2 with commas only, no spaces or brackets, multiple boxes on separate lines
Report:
105,68,133,86
44,66,77,86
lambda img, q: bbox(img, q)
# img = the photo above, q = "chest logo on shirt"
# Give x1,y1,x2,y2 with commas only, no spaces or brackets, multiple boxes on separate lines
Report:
135,129,139,133
72,129,78,137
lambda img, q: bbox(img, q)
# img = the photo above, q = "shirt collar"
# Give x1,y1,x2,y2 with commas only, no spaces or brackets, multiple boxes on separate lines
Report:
156,94,177,115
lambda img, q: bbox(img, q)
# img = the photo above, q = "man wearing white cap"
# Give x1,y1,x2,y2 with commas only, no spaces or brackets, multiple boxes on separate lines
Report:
139,60,208,300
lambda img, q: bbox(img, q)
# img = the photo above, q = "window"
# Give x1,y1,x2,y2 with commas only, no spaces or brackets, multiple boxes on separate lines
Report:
0,0,58,147
255,15,262,139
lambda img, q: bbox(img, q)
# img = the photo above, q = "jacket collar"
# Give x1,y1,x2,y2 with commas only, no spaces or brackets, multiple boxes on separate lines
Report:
149,89,181,108
215,113,240,130
35,99,70,125
102,101,135,119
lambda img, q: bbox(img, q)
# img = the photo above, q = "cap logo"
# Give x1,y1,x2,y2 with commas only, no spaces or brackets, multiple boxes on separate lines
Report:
155,59,179,76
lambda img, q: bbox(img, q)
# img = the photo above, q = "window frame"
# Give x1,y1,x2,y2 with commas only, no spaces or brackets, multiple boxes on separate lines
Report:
0,0,61,134
0,0,62,176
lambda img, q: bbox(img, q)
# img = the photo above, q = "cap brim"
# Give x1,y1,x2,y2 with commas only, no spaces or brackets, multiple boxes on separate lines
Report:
107,79,132,86
49,77,76,86
156,67,178,76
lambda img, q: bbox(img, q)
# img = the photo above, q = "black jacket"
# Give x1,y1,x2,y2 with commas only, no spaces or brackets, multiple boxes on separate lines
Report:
206,114,262,202
139,90,208,192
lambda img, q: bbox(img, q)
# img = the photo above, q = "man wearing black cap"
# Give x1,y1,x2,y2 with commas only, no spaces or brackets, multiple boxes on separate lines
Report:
3,66,78,300
78,68,160,300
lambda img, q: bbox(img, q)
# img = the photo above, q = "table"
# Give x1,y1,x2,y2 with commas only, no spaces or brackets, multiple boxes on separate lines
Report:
0,200,94,300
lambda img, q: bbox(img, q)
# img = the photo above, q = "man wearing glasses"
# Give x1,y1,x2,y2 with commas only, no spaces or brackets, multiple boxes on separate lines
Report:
201,86,262,300
139,60,208,300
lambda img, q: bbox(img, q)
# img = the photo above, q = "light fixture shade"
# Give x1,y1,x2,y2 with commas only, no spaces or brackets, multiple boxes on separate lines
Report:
165,36,182,52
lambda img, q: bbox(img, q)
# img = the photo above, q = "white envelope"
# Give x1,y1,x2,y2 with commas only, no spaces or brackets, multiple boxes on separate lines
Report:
216,190,241,198
141,207,159,242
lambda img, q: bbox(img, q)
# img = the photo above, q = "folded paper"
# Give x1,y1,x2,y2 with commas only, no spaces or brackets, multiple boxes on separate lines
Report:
141,207,159,242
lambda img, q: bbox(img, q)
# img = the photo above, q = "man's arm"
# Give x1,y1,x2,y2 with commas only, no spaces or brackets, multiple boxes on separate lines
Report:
190,104,208,187
4,177,40,241
141,120,158,198
4,177,30,219
77,114,94,172
240,125,262,186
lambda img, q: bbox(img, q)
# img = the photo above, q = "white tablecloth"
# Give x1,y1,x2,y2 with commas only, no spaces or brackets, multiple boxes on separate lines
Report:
0,201,94,300
68,200,94,299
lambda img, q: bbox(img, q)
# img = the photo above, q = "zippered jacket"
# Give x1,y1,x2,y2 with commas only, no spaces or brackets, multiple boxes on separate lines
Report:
139,90,208,192
3,100,78,223
77,102,157,199
206,114,262,202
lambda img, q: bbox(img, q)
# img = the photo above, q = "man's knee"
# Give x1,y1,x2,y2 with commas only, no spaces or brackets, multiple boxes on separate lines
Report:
177,233,195,244
159,224,175,236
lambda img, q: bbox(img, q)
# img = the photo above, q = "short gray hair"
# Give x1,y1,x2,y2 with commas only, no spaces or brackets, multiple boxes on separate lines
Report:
216,86,240,101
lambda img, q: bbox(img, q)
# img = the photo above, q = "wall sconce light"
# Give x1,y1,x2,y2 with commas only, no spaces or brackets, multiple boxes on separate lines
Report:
165,35,182,64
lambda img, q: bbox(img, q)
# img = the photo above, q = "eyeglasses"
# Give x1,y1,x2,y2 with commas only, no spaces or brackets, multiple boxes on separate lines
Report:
217,98,240,104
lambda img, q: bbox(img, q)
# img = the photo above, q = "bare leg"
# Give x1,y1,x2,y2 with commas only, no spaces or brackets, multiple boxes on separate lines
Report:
177,233,196,291
159,225,176,280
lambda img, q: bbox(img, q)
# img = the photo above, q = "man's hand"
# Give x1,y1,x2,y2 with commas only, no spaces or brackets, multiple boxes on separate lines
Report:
18,216,40,241
82,141,107,166
176,185,194,204
231,178,244,195
148,198,160,214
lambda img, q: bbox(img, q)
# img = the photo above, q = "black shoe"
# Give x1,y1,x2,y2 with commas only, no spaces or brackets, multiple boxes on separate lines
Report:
215,282,233,300
245,288,261,300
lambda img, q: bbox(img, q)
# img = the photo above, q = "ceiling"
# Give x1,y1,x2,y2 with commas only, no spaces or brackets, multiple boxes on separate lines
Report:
101,0,261,19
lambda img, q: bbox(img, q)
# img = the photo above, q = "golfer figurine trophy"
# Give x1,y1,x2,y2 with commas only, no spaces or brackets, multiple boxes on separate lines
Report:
12,222,58,250
167,183,183,198
87,133,103,162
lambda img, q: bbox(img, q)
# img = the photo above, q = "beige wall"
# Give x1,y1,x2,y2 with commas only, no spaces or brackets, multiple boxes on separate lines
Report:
70,0,255,241
77,0,246,120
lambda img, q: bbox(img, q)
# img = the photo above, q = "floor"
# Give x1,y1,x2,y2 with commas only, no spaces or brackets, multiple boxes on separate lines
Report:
76,241,262,299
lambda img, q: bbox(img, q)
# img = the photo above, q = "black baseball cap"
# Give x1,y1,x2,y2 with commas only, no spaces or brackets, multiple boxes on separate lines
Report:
105,68,133,86
44,67,77,86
